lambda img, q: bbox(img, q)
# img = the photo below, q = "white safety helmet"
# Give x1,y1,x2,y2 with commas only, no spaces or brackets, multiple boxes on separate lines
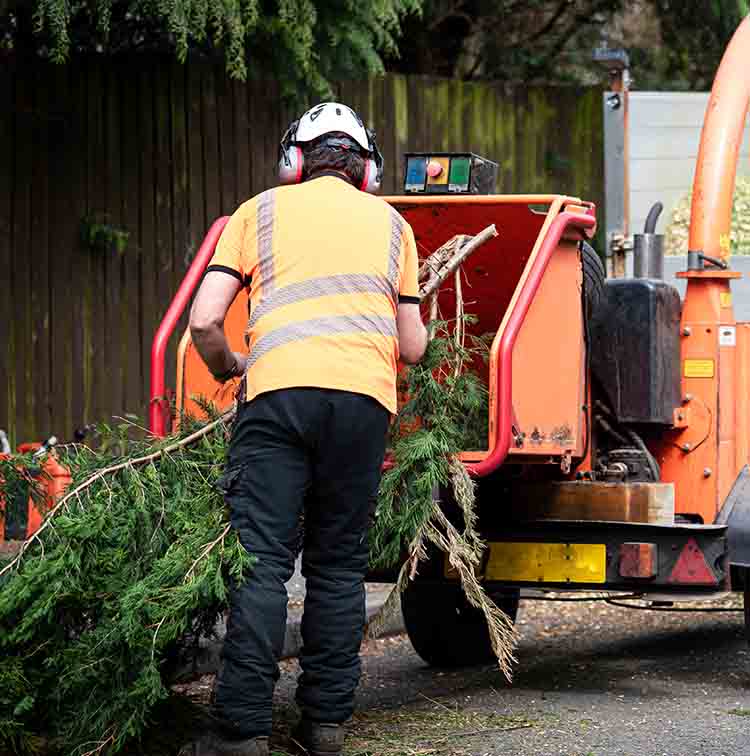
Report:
278,102,383,193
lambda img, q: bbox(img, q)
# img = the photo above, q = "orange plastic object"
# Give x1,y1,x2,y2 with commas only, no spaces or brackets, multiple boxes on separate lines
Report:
688,15,750,263
174,195,596,476
0,446,71,542
652,268,748,524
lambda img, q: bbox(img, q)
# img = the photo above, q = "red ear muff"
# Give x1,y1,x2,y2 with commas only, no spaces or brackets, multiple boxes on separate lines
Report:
294,146,303,183
278,146,304,185
359,159,371,192
360,158,381,193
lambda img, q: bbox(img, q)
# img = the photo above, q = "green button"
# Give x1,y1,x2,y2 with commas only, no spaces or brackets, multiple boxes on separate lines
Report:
448,156,470,188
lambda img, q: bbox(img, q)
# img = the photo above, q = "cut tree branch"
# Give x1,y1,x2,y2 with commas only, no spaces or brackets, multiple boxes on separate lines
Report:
419,224,498,299
0,408,236,579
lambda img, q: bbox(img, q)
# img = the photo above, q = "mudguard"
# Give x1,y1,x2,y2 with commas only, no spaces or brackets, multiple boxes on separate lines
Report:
716,465,750,569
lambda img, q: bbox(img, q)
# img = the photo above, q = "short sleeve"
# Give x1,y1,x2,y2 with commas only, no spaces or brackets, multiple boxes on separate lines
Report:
399,222,420,304
206,201,255,286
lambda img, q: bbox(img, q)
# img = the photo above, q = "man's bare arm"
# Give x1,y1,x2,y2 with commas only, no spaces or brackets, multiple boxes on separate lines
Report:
396,302,428,364
189,271,246,380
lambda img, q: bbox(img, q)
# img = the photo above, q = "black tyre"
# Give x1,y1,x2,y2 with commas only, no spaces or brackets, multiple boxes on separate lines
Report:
401,582,520,667
582,241,606,320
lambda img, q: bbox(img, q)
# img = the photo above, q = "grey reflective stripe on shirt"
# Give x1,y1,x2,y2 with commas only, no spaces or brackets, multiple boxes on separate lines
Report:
388,209,404,288
257,190,276,294
247,315,397,370
247,273,396,331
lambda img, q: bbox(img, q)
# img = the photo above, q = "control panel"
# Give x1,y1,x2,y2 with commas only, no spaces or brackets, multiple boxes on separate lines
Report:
403,152,498,195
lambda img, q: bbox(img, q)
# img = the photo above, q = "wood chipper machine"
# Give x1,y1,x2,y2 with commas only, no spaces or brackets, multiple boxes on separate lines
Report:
150,17,750,667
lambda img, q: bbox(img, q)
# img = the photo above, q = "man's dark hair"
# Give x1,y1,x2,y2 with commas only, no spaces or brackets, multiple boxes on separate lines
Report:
302,132,366,186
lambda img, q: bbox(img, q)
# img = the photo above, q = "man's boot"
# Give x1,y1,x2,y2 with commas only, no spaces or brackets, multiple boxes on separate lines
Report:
179,733,269,756
292,720,345,756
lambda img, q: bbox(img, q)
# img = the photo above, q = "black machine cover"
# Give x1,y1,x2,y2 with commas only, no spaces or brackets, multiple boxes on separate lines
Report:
590,278,681,425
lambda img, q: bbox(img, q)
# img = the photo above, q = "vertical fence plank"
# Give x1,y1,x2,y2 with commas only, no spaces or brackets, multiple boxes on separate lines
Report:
30,67,52,438
47,64,73,439
153,63,177,397
0,66,14,443
392,75,409,189
216,71,236,212
406,74,426,195
187,65,206,251
103,65,124,422
170,63,192,389
120,64,144,420
138,64,159,410
202,66,221,225
247,79,263,196
69,63,89,432
13,65,34,443
494,84,516,193
234,79,251,204
85,63,107,425
259,78,280,192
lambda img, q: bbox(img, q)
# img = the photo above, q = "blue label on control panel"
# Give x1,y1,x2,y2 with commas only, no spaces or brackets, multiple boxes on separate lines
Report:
405,156,427,191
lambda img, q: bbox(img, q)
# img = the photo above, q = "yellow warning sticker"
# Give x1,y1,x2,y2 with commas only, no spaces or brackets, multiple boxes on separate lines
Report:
684,359,715,378
720,292,733,308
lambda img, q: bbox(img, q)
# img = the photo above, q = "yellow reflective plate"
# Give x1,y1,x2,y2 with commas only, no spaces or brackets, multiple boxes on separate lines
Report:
684,359,714,378
448,542,606,583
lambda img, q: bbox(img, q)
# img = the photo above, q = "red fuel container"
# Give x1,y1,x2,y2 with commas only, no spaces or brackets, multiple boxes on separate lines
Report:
0,445,71,543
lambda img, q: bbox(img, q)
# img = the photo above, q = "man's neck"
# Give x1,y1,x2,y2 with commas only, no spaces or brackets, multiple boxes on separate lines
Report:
305,169,354,186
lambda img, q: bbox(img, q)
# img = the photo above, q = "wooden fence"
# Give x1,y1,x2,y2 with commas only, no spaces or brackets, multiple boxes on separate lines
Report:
0,57,604,446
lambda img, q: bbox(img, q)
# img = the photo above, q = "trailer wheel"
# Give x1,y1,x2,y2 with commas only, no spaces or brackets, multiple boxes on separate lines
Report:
401,582,520,667
582,242,605,320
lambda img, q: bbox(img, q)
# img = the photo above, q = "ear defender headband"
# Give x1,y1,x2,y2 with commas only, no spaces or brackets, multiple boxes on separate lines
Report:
277,120,384,193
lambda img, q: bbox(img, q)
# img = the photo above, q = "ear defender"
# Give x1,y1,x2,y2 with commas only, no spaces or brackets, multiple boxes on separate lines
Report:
278,145,303,185
277,110,384,192
361,128,384,194
360,158,381,193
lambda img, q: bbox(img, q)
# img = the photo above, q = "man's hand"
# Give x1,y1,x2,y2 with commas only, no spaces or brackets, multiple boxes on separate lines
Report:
226,351,248,381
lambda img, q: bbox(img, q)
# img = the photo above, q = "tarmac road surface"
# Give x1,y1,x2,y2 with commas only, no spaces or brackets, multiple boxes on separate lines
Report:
269,593,750,756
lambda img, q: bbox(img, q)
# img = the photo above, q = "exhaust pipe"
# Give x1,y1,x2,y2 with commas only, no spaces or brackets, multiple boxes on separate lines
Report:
633,201,664,279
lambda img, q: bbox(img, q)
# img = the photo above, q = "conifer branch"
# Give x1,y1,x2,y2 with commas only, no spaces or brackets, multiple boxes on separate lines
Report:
0,408,236,579
183,524,233,584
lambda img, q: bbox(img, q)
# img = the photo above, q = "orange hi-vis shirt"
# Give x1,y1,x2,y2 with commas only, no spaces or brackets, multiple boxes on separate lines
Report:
206,174,420,414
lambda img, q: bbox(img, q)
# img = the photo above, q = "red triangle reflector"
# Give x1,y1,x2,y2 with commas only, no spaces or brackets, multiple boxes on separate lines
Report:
668,537,717,585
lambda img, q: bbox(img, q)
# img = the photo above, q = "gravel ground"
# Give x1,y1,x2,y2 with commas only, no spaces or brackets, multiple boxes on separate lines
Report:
263,593,750,755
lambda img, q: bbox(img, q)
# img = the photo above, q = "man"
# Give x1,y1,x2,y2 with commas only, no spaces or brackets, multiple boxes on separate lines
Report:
185,102,428,756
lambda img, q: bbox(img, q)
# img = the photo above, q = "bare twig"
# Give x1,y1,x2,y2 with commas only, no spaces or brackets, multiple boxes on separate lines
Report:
0,409,236,579
419,224,498,299
183,523,232,584
151,616,168,661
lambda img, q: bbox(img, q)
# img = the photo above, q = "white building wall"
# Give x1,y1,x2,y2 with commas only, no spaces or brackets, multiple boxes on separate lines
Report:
628,92,750,235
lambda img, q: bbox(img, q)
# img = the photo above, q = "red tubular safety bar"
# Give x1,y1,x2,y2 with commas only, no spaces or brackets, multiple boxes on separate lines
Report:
149,210,595,473
466,210,596,477
149,216,230,437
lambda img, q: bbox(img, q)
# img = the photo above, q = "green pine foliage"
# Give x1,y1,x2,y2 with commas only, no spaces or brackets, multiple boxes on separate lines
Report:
0,323,491,754
371,319,489,569
0,415,252,755
22,0,422,96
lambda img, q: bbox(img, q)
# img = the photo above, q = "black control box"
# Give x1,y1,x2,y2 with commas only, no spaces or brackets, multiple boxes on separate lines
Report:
403,153,498,195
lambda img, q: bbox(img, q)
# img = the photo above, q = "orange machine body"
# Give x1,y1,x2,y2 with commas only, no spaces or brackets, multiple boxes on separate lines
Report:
175,194,595,475
0,446,71,543
649,16,750,526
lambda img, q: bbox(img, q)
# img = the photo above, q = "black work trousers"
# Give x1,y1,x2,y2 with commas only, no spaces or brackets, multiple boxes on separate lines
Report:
213,388,389,738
